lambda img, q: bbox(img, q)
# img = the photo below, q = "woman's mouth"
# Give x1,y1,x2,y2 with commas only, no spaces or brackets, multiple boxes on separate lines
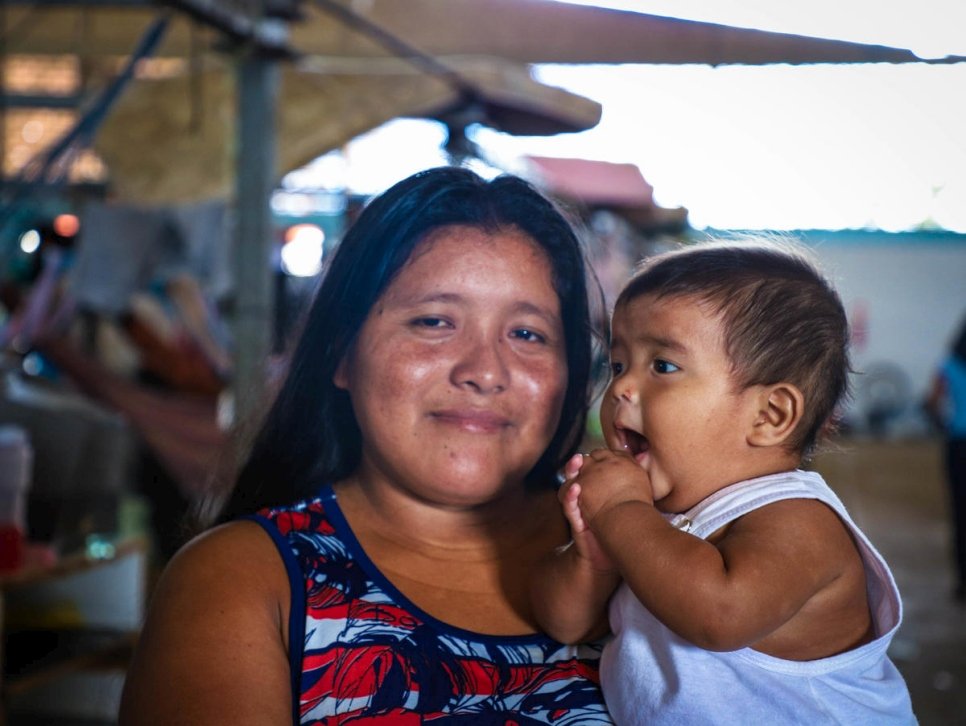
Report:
432,408,512,434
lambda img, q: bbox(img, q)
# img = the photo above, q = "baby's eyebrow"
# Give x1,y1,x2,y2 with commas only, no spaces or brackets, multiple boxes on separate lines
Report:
638,333,688,354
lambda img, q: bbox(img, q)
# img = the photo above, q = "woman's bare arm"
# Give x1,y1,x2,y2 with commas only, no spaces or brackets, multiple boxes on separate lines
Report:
118,521,293,725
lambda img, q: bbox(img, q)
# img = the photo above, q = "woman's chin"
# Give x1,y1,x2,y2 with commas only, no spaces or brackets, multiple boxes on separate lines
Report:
424,485,526,512
415,467,530,508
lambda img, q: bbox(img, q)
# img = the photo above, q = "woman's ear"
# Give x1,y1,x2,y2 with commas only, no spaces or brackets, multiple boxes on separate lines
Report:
333,356,349,390
747,383,804,448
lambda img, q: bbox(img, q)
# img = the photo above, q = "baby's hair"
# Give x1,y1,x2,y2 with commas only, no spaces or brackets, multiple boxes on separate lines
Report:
618,238,851,456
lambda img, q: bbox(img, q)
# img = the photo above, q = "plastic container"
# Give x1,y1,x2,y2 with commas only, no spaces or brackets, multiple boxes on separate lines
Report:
0,425,33,571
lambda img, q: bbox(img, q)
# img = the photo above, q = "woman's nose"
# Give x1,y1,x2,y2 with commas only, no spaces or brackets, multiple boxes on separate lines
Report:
452,332,510,393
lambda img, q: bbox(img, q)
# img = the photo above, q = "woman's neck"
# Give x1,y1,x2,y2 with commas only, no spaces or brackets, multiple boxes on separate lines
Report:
332,473,568,635
333,472,556,553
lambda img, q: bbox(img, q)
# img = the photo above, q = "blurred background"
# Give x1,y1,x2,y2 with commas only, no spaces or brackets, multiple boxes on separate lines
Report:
0,0,963,723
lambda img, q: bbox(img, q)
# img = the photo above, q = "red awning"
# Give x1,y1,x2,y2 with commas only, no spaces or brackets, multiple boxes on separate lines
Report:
526,156,656,209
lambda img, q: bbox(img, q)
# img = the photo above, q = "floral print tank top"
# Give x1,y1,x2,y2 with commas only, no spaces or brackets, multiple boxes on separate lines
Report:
249,484,612,725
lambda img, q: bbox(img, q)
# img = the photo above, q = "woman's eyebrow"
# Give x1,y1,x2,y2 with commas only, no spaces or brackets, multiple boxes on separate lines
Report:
394,292,560,320
511,301,562,324
399,291,462,305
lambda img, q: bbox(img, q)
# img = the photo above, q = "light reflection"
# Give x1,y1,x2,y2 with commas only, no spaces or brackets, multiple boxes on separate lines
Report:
19,229,41,254
281,224,325,277
53,213,80,237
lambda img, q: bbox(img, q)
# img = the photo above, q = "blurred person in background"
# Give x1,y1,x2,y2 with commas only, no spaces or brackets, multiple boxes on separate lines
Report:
925,314,966,602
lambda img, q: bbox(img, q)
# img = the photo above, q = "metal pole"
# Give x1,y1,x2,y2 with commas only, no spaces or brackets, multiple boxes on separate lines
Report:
232,48,278,426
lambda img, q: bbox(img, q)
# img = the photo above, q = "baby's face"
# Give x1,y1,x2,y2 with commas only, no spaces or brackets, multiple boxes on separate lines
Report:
601,293,764,513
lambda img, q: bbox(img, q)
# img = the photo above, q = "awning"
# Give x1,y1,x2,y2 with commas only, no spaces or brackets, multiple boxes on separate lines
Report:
92,54,602,203
525,155,689,231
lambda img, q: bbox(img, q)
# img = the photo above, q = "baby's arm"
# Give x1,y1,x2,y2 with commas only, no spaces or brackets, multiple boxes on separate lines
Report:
575,451,866,654
530,455,622,644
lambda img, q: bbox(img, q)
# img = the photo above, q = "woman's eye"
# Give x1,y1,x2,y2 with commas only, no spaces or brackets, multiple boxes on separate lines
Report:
412,317,450,329
653,359,680,374
510,328,546,344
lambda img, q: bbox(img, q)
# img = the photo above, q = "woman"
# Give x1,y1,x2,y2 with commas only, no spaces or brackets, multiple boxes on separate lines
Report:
118,167,612,724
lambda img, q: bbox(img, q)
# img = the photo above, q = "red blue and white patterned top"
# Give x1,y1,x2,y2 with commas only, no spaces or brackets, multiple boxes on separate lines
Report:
249,484,613,725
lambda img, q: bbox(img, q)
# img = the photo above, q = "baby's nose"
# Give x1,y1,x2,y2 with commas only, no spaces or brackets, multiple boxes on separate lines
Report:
612,379,639,404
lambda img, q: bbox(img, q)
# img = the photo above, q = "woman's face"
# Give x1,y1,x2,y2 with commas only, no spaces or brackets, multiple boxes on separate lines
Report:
335,224,569,507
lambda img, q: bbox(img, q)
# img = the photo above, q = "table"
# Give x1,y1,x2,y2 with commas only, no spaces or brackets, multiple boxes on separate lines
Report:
0,538,147,724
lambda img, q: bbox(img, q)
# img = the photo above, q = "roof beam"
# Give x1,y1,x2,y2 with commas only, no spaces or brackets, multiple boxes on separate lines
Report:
1,93,83,108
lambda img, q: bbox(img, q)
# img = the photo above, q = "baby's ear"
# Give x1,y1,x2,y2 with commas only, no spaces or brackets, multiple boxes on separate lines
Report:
747,383,804,448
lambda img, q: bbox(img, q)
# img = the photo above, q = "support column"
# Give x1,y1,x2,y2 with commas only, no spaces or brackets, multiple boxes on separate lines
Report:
231,50,279,426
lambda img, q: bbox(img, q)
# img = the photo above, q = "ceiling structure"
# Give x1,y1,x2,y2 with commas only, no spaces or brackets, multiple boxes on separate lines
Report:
8,0,950,63
3,0,957,203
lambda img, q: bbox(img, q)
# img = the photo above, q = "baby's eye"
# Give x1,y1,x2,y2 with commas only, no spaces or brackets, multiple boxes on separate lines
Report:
611,361,625,376
510,328,547,344
653,359,680,374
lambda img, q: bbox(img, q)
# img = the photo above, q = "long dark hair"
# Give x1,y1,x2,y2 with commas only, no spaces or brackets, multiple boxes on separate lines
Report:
213,166,604,524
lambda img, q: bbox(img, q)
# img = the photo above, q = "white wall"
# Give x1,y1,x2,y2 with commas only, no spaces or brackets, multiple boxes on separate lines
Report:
798,230,966,432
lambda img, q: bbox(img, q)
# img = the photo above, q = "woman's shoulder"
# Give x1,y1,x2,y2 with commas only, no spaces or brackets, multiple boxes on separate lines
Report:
160,520,290,606
119,521,293,724
178,518,282,558
133,520,292,675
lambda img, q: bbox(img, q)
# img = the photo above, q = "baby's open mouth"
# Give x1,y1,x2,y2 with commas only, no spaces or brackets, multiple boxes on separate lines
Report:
619,427,650,460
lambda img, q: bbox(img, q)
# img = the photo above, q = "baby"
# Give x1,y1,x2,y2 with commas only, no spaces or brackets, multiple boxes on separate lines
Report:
532,240,915,724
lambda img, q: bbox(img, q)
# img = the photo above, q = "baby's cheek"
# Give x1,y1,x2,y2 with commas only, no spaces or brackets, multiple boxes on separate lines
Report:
598,401,619,441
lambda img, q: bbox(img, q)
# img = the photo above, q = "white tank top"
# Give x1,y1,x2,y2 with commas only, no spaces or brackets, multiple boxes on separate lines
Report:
601,469,916,725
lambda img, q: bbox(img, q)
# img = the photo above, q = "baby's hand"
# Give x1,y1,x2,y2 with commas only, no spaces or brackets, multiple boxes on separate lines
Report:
572,448,655,525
